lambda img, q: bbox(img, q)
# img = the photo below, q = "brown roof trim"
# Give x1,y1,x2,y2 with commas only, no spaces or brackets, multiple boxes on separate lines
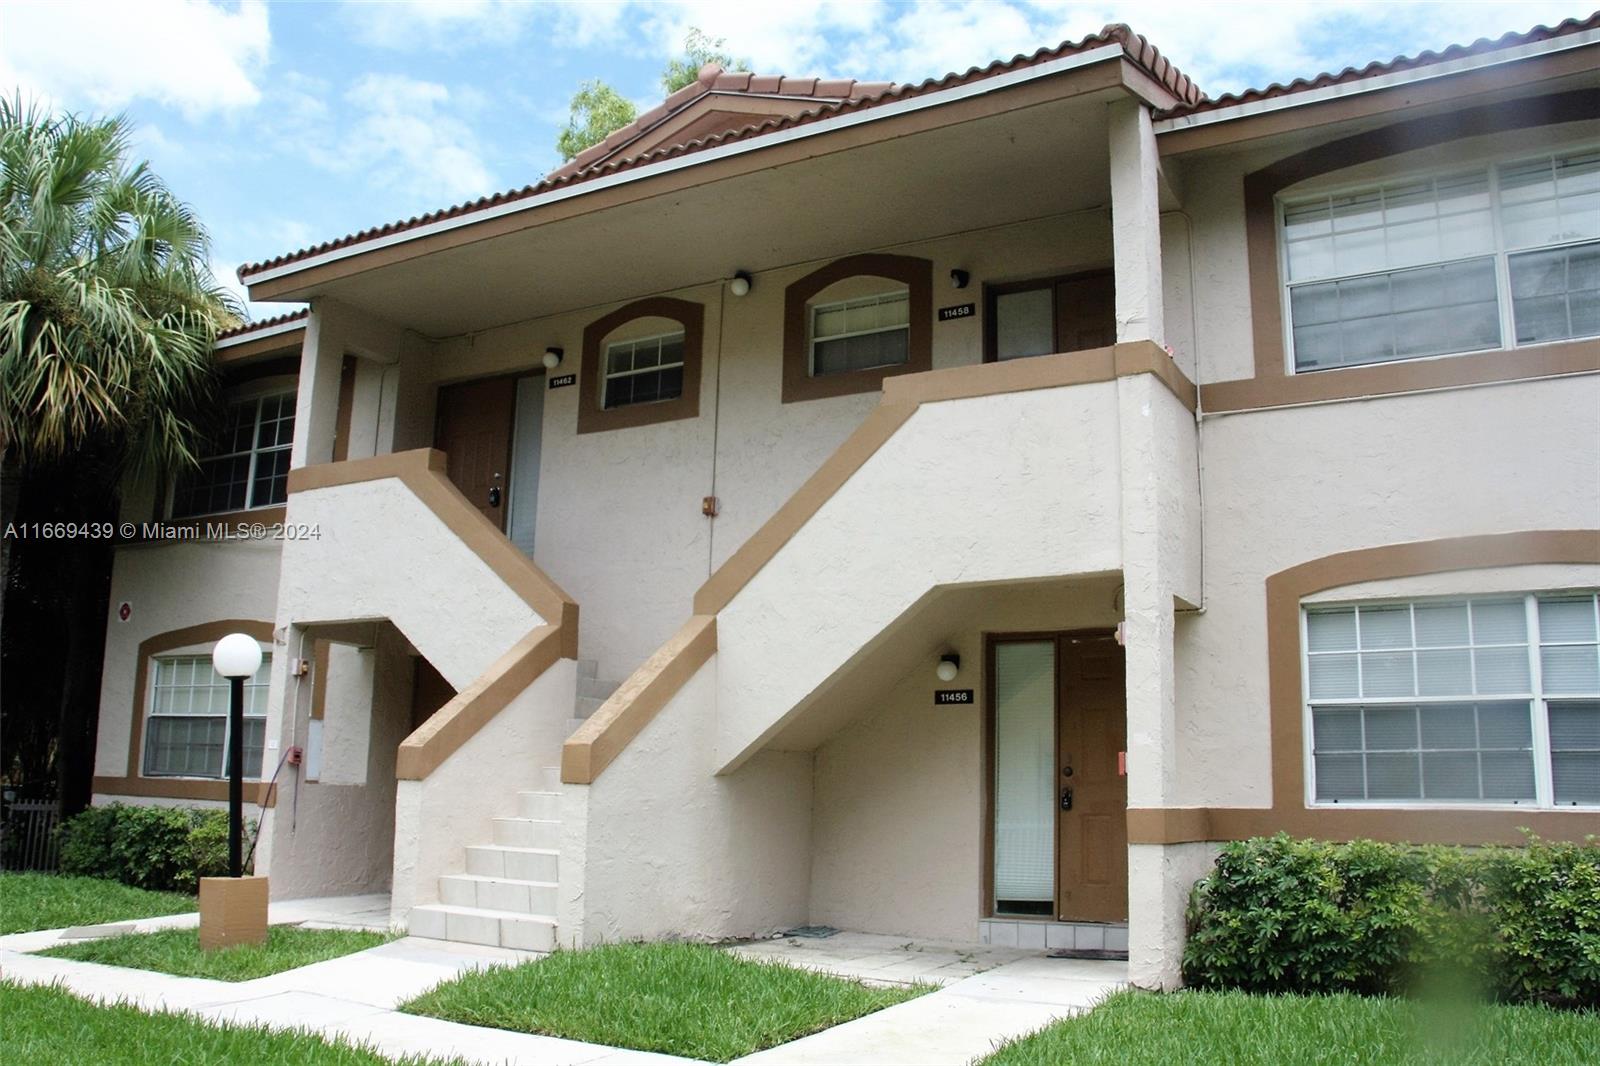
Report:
237,24,1198,282
1157,14,1599,119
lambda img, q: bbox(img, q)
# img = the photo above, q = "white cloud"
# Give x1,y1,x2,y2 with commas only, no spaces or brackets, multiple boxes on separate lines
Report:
0,0,269,118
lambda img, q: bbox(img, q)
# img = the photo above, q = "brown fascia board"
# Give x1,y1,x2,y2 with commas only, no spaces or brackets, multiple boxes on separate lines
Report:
243,56,1154,301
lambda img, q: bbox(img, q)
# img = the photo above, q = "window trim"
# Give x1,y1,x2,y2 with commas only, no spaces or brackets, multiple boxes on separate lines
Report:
143,650,272,780
577,297,704,434
782,253,932,403
1275,145,1600,376
169,381,297,519
1300,590,1600,811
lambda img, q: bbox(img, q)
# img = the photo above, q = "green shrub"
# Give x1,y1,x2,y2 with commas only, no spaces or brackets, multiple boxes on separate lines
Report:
1183,834,1599,1009
57,804,251,894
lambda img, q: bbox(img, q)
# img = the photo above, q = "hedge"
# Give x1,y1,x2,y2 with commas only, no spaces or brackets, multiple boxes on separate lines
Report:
57,803,253,894
1182,834,1599,1009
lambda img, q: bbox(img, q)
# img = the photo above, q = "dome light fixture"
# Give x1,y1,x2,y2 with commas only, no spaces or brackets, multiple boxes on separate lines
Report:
542,346,564,370
936,653,961,683
730,271,752,297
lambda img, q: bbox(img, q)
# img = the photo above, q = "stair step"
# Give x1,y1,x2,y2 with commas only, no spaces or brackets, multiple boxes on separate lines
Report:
465,844,559,882
574,695,607,719
439,873,558,915
565,717,588,736
516,790,561,820
537,765,561,791
576,659,598,679
408,903,556,951
577,676,620,700
492,816,561,849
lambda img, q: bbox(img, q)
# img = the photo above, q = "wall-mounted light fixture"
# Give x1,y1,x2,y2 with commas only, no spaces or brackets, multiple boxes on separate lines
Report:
542,347,564,370
949,269,970,290
936,653,961,683
729,271,752,297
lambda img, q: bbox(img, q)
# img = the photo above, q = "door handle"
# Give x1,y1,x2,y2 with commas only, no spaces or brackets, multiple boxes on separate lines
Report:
488,486,502,508
1060,787,1073,811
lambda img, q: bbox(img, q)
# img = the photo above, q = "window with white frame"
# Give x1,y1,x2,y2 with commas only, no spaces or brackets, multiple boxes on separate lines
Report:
171,392,295,517
143,653,271,778
1280,149,1599,373
1305,593,1600,807
602,332,685,409
810,290,910,376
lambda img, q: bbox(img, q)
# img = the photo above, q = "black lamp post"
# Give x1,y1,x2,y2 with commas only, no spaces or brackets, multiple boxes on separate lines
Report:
211,633,262,878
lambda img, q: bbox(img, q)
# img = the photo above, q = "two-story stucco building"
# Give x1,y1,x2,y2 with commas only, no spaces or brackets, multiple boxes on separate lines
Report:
90,19,1600,988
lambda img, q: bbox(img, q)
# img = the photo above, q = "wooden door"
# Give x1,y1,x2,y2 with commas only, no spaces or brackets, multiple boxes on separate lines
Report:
1053,272,1115,354
1055,634,1128,922
434,375,517,529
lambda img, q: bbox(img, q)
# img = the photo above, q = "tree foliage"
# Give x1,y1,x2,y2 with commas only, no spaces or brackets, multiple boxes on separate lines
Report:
661,28,750,94
556,28,753,163
0,97,235,476
556,80,639,162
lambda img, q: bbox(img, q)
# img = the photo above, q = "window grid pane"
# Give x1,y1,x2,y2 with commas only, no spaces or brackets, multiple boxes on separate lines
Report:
144,653,271,778
1307,592,1600,808
601,332,686,410
1283,150,1600,371
809,291,911,377
172,392,297,517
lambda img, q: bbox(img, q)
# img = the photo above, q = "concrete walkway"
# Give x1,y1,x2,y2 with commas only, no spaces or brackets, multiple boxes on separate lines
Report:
1,902,1123,1065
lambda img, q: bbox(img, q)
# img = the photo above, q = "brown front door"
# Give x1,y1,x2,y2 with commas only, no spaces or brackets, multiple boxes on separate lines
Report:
1052,272,1115,354
986,270,1116,361
1055,634,1128,922
434,375,517,529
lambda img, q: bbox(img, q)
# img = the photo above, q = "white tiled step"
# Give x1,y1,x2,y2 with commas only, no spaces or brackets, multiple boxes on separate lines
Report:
577,659,598,679
565,718,588,736
465,844,559,882
578,676,620,700
516,790,562,820
408,903,556,951
439,873,558,915
574,695,607,719
537,765,561,790
492,816,560,849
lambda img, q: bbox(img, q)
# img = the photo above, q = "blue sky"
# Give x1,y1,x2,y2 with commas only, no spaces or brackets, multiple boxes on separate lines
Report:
0,0,1581,319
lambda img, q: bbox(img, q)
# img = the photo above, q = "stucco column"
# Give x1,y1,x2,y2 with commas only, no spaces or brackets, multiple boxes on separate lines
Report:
1108,98,1165,346
1116,371,1201,989
290,303,346,470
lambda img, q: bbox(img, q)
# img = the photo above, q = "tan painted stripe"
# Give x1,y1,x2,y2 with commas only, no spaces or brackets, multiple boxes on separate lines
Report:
93,776,278,808
1200,339,1600,414
396,623,565,780
288,447,578,647
561,615,716,784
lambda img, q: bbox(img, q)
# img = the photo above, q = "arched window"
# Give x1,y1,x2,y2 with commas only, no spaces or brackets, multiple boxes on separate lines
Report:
783,253,932,402
578,297,704,433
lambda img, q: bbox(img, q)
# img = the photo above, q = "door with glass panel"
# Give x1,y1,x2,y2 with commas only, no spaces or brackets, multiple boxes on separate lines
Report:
989,633,1128,923
985,271,1115,362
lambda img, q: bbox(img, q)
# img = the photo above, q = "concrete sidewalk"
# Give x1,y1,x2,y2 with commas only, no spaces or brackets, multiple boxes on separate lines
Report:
2,909,1122,1065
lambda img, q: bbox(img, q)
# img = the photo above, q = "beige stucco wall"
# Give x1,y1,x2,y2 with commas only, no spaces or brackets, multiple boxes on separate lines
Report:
1179,374,1600,808
420,212,1115,682
93,539,283,785
716,382,1127,771
567,658,813,944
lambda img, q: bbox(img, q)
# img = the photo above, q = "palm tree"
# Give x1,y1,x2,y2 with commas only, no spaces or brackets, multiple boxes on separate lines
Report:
0,98,237,811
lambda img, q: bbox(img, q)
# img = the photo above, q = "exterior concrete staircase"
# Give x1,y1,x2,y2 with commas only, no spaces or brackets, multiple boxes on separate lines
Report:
567,659,620,736
406,765,563,951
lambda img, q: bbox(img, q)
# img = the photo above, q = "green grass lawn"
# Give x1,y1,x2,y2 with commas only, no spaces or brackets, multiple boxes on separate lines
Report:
0,872,194,935
39,925,394,981
1,981,455,1066
981,989,1600,1066
402,941,926,1061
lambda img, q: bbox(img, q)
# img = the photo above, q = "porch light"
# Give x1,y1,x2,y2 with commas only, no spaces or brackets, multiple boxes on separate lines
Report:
936,653,961,682
949,269,970,290
729,271,752,297
542,347,564,370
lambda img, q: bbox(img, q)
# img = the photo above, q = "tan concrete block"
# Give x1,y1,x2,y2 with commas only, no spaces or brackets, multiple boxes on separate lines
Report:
199,876,268,950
